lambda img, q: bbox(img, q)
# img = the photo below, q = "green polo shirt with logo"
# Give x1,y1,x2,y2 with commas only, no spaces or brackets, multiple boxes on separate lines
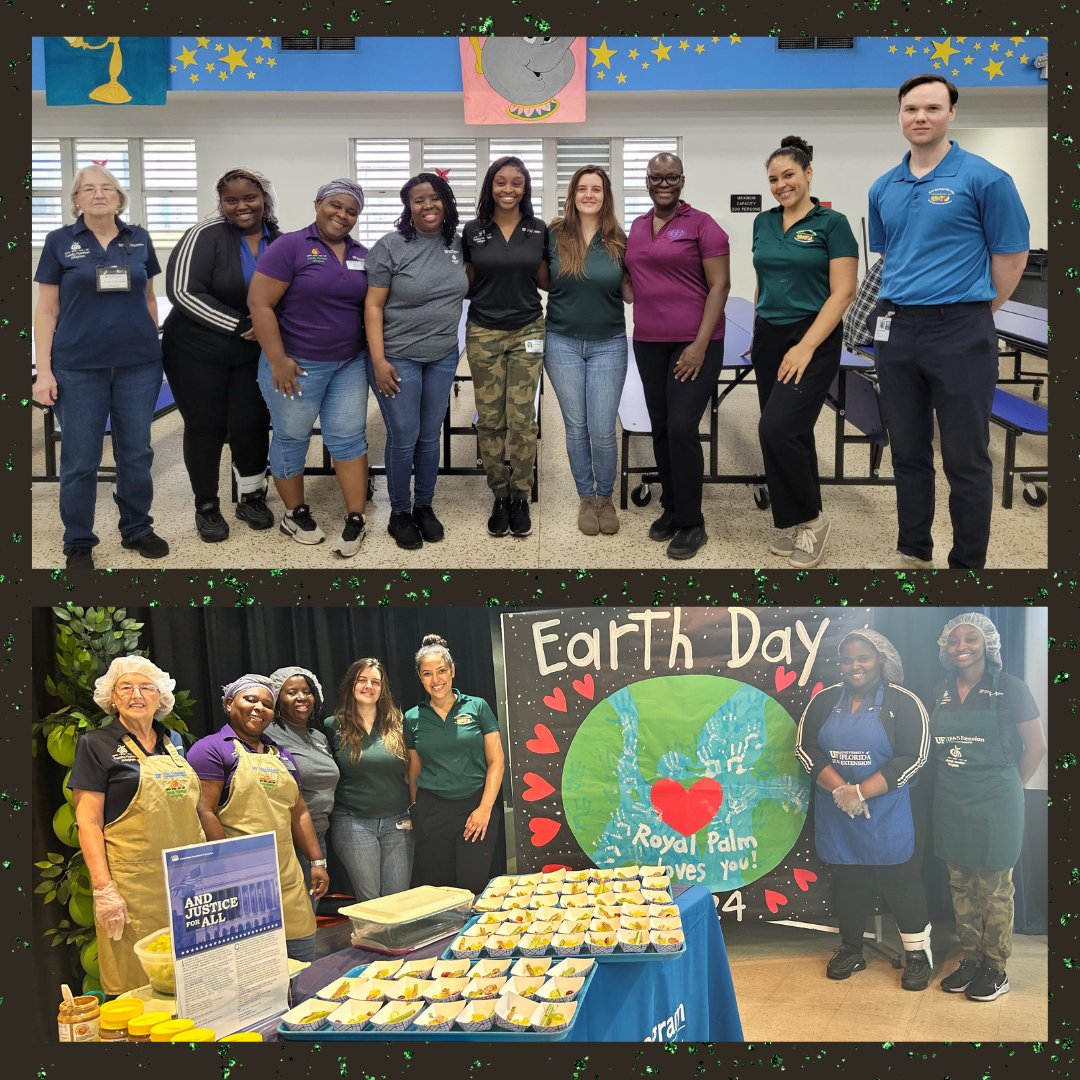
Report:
545,226,627,341
403,689,500,800
324,716,411,819
751,199,858,325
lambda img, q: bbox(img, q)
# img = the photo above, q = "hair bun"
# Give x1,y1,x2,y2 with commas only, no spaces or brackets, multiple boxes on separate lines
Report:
421,633,449,648
780,135,812,160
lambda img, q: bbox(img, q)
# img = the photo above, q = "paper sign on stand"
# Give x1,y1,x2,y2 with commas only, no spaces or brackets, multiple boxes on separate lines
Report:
162,832,290,1038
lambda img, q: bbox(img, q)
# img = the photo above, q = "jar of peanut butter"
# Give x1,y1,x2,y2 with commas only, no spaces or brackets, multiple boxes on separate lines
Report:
98,999,145,1042
127,1010,174,1042
149,1017,195,1042
57,994,100,1042
172,1027,215,1042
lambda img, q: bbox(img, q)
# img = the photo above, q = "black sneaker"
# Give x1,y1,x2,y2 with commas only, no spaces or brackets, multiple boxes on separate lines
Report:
488,496,511,537
901,949,932,991
964,966,1010,1002
939,956,984,993
331,512,366,557
280,503,325,545
412,505,444,542
666,525,707,560
235,490,274,530
65,547,95,571
195,500,230,543
826,945,866,980
389,510,424,550
121,531,170,558
648,508,678,542
509,498,532,537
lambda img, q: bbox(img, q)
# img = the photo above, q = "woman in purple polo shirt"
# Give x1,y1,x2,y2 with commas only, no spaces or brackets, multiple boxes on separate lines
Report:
249,179,371,558
623,153,730,561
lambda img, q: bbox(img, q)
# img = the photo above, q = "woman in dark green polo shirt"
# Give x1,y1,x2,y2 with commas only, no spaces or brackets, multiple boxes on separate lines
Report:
751,135,858,568
325,657,413,901
404,634,505,894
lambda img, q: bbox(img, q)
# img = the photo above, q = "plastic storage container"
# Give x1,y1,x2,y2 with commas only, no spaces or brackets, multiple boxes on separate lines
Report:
339,886,473,954
133,927,176,995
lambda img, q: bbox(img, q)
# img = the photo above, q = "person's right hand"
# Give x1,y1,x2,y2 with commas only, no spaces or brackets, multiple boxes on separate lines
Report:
372,357,402,397
32,372,58,407
92,880,130,941
269,355,307,398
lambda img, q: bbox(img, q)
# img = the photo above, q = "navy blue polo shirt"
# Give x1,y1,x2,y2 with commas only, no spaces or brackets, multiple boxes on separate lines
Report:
34,216,162,370
868,141,1029,306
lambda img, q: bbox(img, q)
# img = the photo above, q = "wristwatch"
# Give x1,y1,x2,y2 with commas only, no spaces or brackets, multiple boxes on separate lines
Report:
310,859,328,867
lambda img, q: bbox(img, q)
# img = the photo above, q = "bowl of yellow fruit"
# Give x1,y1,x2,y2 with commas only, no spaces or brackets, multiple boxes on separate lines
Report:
133,927,176,995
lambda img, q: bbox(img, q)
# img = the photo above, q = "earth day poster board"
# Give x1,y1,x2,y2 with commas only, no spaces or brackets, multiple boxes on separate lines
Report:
500,607,874,923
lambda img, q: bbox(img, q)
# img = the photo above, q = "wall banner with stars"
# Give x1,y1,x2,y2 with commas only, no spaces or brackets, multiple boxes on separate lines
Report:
501,606,884,923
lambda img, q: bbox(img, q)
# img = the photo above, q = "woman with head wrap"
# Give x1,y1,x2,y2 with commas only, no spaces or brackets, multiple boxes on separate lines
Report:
267,666,339,910
162,168,281,542
68,656,204,994
248,178,371,558
794,629,933,990
931,612,1046,1002
187,673,327,960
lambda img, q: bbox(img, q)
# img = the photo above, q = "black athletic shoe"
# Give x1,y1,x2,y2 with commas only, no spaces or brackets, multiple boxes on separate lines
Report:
65,547,95,571
648,508,678,542
488,497,511,537
331,512,366,557
826,945,867,980
964,966,1010,1002
280,503,325,545
666,525,707,560
388,511,423,550
509,498,532,537
939,957,984,993
195,500,230,543
121,531,170,558
412,505,444,542
235,490,274,530
901,950,932,991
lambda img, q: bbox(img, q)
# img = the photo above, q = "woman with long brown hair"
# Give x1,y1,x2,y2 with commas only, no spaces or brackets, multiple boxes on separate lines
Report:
325,658,413,901
544,165,630,536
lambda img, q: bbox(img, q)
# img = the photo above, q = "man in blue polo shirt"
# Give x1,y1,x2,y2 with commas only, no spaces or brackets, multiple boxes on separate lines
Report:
869,74,1029,570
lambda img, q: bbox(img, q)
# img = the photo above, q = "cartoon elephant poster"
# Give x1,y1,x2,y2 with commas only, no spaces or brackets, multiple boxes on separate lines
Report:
459,36,587,123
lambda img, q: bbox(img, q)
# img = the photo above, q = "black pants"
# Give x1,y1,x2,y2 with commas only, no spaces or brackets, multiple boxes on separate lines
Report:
633,338,725,528
751,315,842,529
874,301,998,569
830,787,929,949
161,349,270,505
411,787,502,896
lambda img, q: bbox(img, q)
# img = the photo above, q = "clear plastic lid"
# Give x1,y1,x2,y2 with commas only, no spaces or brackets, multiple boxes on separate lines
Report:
339,885,473,926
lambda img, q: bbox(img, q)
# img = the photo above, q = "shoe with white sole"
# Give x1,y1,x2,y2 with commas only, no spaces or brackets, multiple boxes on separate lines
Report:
331,512,365,557
280,503,325,545
898,550,935,569
770,529,798,556
788,516,831,568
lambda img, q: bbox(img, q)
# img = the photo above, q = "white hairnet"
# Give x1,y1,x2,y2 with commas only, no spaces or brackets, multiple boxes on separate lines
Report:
93,655,176,720
938,612,1002,671
269,666,324,708
839,628,905,685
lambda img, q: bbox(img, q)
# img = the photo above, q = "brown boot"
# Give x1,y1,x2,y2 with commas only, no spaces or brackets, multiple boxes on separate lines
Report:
577,496,600,536
595,495,620,535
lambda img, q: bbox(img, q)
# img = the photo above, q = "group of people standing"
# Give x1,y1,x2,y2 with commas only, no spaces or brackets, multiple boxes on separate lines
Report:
796,612,1044,1001
68,633,503,992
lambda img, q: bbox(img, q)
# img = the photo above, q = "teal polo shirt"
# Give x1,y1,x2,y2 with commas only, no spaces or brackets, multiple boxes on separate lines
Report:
403,690,500,800
868,140,1029,305
324,716,410,819
752,199,858,325
545,226,627,340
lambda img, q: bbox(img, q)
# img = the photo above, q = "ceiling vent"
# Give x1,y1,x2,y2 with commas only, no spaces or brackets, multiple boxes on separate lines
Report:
280,37,357,51
777,36,855,50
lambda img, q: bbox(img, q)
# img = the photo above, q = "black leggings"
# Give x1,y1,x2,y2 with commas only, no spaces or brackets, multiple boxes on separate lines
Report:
411,787,502,896
161,350,270,504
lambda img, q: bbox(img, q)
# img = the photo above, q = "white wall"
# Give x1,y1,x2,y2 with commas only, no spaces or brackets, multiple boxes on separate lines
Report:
1023,607,1049,790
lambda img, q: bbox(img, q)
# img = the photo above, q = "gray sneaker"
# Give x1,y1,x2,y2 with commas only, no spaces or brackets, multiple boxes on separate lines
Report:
770,529,798,556
788,517,831,568
331,512,365,557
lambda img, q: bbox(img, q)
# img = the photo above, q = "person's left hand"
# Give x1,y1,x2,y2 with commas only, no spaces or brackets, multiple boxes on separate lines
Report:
777,341,814,385
463,805,492,843
240,328,258,341
673,342,706,382
309,865,330,898
832,783,864,815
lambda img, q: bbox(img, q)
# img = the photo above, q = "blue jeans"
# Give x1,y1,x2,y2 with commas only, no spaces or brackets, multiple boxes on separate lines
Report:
52,360,163,553
367,346,458,514
257,351,369,480
543,331,627,497
294,829,327,914
286,933,316,962
331,809,414,902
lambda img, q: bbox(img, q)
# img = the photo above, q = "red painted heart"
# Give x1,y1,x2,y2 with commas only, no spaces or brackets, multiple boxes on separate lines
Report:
528,817,561,847
793,868,818,892
542,688,567,713
525,724,559,754
764,889,789,914
774,666,798,692
521,771,556,802
572,673,595,700
650,777,724,836
809,681,824,700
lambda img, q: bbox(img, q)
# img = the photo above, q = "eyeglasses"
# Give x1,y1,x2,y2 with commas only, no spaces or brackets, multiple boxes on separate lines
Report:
78,185,118,196
115,683,160,697
646,173,684,187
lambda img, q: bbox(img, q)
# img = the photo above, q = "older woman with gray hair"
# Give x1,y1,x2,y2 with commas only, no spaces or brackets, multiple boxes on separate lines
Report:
795,628,933,991
931,612,1045,1002
249,178,372,558
187,673,326,960
68,656,204,994
33,163,169,570
268,665,339,909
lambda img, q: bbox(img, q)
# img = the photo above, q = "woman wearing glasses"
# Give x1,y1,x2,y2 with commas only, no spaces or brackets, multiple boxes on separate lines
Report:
623,153,730,560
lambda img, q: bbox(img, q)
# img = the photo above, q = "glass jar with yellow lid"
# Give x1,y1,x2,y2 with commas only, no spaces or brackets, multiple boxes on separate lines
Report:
126,1010,174,1042
172,1027,215,1042
98,999,145,1042
149,1017,195,1042
219,1031,262,1041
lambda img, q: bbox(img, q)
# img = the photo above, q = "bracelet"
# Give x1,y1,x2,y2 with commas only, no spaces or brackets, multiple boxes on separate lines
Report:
310,859,328,868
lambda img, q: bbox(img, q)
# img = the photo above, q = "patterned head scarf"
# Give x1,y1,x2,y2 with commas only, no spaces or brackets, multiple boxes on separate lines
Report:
268,666,324,711
838,629,905,685
315,178,365,213
221,674,277,714
937,612,1003,672
93,655,176,720
214,166,279,229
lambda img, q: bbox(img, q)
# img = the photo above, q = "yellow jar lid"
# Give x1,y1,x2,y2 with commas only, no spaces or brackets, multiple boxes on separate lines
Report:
99,999,145,1028
219,1031,262,1041
149,1018,195,1042
172,1028,215,1042
127,1010,174,1036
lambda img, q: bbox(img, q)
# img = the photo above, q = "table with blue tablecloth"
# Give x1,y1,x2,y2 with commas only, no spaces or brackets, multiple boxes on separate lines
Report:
289,884,743,1042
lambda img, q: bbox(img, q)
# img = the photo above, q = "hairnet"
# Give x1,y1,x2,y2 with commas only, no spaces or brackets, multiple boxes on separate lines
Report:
268,666,324,709
839,628,905,685
221,674,277,714
315,178,365,213
93,655,176,720
937,612,1003,671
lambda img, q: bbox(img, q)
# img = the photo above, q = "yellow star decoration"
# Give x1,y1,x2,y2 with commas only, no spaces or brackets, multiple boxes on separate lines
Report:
711,37,719,44
990,41,1000,52
963,56,974,65
641,60,649,69
905,46,916,57
956,36,967,44
218,70,228,81
196,36,210,49
214,42,224,53
189,72,199,83
914,36,922,41
1019,54,1029,64
176,46,198,69
267,57,277,68
596,70,606,80
983,59,1005,80
951,68,959,76
205,62,216,73
730,34,742,44
889,45,898,54
933,61,941,69
169,64,176,73
678,40,689,51
628,48,640,59
261,37,273,48
695,44,705,54
590,39,617,68
246,36,254,41
651,41,672,61
1005,49,1014,58
973,42,982,51
922,46,931,54
1010,36,1025,45
931,37,960,65
256,56,265,64
222,44,248,74
616,72,627,83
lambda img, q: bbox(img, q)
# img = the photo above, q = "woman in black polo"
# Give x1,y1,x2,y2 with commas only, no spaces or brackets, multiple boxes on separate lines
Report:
751,136,858,568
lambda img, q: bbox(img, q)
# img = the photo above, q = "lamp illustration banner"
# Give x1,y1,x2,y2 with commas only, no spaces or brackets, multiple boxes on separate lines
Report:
44,37,169,106
501,607,869,922
460,36,586,123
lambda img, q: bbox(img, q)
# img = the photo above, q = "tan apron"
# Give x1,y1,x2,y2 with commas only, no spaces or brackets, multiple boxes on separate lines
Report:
99,736,205,995
215,740,316,941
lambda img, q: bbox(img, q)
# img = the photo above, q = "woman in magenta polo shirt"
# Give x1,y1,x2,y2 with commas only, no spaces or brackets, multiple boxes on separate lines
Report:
623,153,730,561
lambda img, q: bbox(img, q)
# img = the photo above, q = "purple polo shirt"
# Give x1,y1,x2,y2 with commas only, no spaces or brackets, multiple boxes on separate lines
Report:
187,724,301,804
624,201,730,342
254,223,369,362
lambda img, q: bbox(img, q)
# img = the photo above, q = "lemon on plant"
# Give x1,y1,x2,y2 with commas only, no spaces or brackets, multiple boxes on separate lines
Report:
52,803,79,848
81,972,102,995
46,725,79,767
80,937,100,979
63,768,74,806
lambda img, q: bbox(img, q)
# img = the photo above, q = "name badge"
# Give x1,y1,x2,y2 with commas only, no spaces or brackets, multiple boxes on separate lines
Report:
873,315,893,342
96,265,131,292
346,258,366,271
524,337,544,355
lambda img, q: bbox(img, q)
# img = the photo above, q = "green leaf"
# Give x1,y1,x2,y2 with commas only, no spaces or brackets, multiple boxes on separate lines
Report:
56,881,71,903
39,866,62,880
34,881,54,894
53,607,72,621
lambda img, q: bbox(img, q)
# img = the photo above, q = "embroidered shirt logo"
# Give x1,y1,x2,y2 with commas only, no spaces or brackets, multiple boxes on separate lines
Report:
445,248,460,264
307,247,327,263
454,715,473,725
978,688,1005,698
792,230,818,243
64,242,89,260
928,188,954,205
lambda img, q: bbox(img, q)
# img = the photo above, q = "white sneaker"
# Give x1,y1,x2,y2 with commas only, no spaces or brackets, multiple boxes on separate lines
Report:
788,517,831,568
280,503,325,545
897,550,934,569
331,512,366,557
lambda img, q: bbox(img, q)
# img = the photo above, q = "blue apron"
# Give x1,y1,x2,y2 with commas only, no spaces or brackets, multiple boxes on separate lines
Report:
814,682,916,865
